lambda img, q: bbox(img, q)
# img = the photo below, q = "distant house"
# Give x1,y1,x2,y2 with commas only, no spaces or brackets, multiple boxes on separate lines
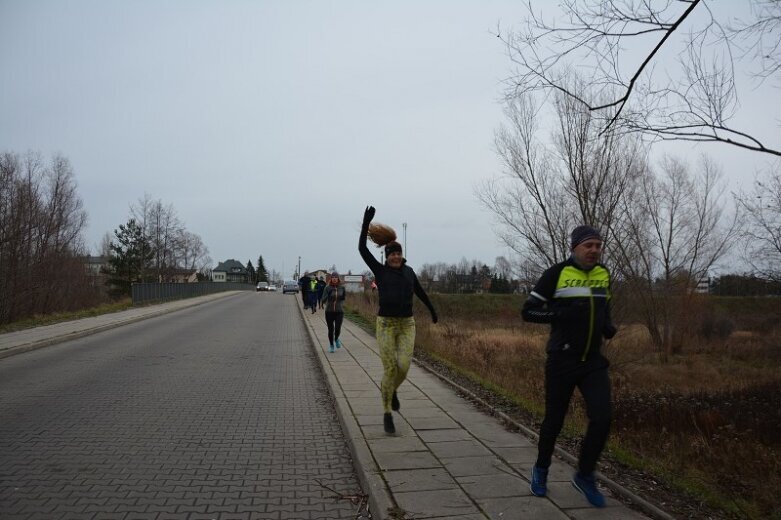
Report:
84,255,108,276
213,259,249,283
310,268,330,281
162,268,199,283
83,255,109,292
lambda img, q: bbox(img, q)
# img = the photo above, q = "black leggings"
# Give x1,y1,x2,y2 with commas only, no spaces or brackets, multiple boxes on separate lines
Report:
536,354,612,476
325,311,343,344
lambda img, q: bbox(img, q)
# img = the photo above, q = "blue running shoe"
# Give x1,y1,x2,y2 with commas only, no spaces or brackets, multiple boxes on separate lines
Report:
335,338,342,349
571,472,606,507
328,343,335,353
530,466,548,497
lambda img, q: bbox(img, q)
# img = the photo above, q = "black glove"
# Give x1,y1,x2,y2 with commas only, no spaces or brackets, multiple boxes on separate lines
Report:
430,309,438,324
362,206,376,228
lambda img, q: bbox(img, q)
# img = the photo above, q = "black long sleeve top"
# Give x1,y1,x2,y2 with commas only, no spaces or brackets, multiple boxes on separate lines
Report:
359,225,436,319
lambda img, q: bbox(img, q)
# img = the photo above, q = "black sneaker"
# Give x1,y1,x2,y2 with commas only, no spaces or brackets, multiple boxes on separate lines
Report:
383,412,395,434
391,391,400,411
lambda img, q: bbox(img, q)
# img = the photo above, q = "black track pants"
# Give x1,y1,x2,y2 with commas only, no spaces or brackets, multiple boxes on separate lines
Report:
325,311,343,344
535,353,612,476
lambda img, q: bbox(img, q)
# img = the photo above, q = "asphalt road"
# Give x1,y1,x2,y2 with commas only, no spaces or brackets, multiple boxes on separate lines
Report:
0,291,364,520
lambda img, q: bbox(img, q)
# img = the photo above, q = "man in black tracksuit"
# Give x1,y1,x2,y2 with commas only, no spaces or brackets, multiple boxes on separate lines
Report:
522,225,617,508
299,273,311,309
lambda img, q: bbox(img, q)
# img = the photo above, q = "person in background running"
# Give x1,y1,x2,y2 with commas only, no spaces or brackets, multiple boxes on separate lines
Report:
359,205,438,435
320,271,346,353
522,225,617,508
316,276,327,309
308,276,319,313
299,272,311,309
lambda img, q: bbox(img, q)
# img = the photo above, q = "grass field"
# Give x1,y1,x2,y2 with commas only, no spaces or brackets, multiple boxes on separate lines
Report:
345,291,781,520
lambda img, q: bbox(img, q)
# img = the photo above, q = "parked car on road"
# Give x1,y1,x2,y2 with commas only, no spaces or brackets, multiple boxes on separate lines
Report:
256,282,269,292
282,281,299,294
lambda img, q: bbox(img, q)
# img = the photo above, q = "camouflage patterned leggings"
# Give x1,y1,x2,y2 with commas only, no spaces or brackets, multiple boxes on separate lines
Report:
376,316,416,413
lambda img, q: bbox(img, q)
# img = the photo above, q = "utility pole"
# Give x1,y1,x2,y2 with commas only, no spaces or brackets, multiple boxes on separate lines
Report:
297,256,301,279
403,222,407,255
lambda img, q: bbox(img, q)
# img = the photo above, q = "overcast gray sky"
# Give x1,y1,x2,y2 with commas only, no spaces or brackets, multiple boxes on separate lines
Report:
1,0,530,278
2,1,777,279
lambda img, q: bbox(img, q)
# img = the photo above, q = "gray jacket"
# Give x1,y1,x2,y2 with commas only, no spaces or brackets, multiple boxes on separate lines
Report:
320,285,346,313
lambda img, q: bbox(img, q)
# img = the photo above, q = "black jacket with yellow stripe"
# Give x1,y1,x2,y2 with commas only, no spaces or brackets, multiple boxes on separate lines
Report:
522,257,617,360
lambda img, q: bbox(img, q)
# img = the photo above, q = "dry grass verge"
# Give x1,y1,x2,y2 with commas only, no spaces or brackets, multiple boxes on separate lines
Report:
346,292,781,520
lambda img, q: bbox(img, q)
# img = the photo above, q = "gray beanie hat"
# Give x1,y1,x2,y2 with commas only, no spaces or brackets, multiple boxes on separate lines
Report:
571,225,602,249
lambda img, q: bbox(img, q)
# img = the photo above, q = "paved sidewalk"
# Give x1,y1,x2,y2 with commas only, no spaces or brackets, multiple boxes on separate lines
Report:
299,303,661,520
0,291,242,359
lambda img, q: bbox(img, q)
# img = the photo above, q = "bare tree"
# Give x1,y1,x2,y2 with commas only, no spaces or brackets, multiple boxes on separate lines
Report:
131,195,183,282
477,86,643,276
121,193,211,283
0,151,92,324
176,230,210,274
610,155,741,360
737,165,781,281
502,0,781,156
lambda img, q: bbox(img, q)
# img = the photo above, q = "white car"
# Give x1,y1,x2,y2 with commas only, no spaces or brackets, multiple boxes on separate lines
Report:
267,284,277,292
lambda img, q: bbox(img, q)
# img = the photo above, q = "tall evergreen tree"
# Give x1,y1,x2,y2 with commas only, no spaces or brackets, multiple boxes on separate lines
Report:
106,219,153,296
246,260,256,284
257,255,268,282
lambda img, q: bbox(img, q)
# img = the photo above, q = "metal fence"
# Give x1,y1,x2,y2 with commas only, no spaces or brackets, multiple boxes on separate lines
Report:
131,282,255,305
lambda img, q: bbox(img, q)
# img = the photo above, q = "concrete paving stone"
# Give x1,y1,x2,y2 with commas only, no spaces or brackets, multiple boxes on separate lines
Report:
440,456,514,478
374,450,442,471
393,398,432,410
471,430,534,449
384,468,459,493
342,390,378,398
417,428,475,443
476,495,571,520
455,473,529,499
367,435,428,453
341,397,379,408
350,405,386,416
427,440,493,458
406,415,461,430
491,446,540,465
399,406,447,418
396,389,428,400
361,424,397,439
393,488,480,518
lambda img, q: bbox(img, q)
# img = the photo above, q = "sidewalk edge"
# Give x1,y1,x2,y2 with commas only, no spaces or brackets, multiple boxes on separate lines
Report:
298,302,395,520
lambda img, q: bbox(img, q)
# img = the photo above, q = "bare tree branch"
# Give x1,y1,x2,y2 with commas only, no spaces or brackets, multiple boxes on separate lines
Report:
502,0,781,156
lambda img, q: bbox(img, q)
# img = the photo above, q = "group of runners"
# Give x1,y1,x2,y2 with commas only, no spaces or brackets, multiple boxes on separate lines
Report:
307,205,617,509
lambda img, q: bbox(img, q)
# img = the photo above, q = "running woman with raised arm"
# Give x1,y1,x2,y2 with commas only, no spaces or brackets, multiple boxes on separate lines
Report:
359,206,438,434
